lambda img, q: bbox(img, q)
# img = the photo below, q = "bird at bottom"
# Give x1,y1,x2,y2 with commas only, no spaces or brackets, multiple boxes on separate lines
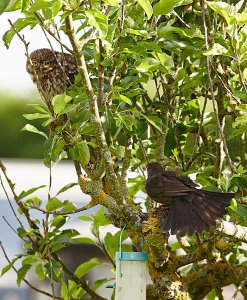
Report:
145,162,235,237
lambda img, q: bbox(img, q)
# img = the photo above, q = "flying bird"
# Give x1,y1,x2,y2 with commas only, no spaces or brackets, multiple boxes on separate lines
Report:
145,162,234,237
26,48,78,109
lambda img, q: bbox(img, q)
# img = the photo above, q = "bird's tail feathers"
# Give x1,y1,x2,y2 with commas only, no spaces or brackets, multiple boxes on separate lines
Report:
161,190,234,236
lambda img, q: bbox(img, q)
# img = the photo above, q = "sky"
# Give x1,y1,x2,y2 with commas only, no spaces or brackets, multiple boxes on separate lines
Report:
0,11,70,95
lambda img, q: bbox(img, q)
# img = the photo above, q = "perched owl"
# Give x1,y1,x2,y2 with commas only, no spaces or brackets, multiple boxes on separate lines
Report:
26,48,78,109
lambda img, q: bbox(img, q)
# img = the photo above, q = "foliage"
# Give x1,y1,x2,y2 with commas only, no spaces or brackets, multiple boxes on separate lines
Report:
1,0,247,299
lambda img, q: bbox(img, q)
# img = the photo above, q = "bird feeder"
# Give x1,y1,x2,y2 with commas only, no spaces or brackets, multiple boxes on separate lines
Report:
115,229,148,300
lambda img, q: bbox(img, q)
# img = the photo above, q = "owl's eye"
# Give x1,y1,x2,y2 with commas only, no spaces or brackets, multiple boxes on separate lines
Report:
32,61,38,67
43,62,51,67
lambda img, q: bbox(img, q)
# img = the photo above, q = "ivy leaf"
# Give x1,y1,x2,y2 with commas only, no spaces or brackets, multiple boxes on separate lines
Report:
74,258,102,279
85,9,108,39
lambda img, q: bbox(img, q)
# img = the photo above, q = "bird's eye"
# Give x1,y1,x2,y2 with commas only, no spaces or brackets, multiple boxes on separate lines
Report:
43,62,50,67
32,61,38,67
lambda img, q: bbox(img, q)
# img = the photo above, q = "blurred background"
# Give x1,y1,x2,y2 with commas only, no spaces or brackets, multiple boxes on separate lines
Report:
0,10,244,300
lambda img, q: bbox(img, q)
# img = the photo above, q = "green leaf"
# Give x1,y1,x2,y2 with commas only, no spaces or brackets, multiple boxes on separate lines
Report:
46,197,64,211
153,0,192,15
35,263,46,280
52,94,72,115
85,9,108,39
142,114,163,132
51,138,66,161
205,1,234,25
29,0,51,11
74,258,102,279
72,237,96,245
70,141,90,165
117,95,132,105
17,264,32,286
78,215,92,222
204,43,229,57
117,112,136,131
61,281,69,300
25,196,42,208
136,0,153,19
56,183,78,196
103,0,119,5
90,206,111,237
0,0,11,14
3,18,32,48
104,230,130,260
21,124,48,139
23,113,49,120
51,215,68,228
1,257,19,276
92,278,109,291
61,201,77,212
19,185,46,199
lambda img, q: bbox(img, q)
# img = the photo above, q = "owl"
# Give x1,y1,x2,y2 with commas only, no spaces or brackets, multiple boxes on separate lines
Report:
26,48,78,109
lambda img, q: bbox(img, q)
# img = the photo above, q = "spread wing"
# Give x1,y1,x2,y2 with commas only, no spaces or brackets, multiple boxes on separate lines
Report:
146,170,197,198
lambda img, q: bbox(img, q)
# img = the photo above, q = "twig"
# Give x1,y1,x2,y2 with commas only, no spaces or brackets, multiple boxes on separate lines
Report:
0,241,62,300
0,160,39,230
97,39,105,106
29,200,96,215
172,10,191,28
0,172,24,228
201,0,235,173
186,92,208,170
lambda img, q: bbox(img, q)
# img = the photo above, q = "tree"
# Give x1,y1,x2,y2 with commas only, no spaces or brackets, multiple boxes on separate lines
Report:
1,0,247,299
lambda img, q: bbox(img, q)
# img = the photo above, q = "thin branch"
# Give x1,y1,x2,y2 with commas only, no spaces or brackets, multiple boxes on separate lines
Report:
0,241,62,300
29,200,96,215
0,172,24,228
97,39,105,106
201,0,235,173
65,13,125,204
186,92,208,170
0,160,39,230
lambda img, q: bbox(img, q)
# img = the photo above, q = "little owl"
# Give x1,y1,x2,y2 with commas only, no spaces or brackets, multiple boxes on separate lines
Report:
26,48,78,109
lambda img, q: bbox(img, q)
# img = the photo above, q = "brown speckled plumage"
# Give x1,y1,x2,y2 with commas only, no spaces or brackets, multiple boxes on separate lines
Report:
26,48,78,107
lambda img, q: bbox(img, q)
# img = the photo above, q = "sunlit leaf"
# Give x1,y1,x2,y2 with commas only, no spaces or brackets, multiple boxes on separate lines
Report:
21,124,48,139
85,9,108,39
136,0,153,19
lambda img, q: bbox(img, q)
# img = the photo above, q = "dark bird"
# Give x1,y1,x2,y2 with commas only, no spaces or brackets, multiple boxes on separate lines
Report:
145,162,234,237
26,48,78,109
